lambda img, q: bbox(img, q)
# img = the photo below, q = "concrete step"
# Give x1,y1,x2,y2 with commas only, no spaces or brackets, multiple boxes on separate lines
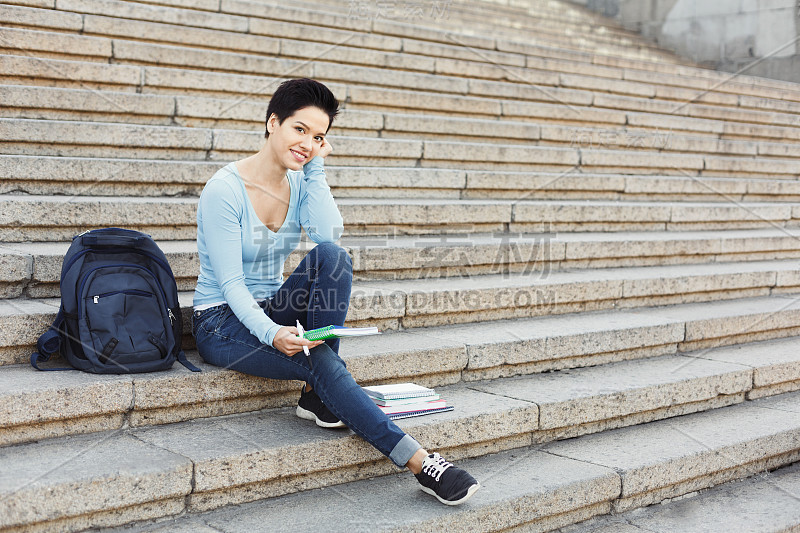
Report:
3,48,799,136
5,0,800,107
112,390,800,533
3,154,800,201
2,118,588,168
6,85,800,156
566,461,800,533
3,295,800,446
2,192,798,242
2,254,799,363
5,365,800,531
3,10,800,112
5,228,800,298
4,115,800,177
53,0,671,60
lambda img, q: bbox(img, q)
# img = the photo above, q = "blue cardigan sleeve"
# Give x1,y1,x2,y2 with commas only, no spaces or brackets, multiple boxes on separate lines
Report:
299,156,343,243
198,178,283,347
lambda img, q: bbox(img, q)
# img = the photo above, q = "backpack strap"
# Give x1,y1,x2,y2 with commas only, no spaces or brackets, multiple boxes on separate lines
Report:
177,350,201,372
30,308,75,371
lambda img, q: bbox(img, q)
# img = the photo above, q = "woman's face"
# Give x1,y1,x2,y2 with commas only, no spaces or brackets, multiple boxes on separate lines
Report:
266,106,329,171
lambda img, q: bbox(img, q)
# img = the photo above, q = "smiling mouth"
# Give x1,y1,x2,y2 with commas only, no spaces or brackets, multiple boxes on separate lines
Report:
290,149,308,162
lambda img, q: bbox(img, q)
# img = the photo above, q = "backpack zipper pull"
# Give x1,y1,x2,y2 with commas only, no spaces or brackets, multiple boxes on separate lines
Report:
168,308,176,325
93,295,99,304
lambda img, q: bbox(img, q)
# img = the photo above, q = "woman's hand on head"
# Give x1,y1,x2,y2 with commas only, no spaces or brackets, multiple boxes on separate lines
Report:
318,137,333,159
272,326,324,356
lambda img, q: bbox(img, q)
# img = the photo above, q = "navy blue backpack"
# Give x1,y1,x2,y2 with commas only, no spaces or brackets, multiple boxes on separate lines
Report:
32,228,199,374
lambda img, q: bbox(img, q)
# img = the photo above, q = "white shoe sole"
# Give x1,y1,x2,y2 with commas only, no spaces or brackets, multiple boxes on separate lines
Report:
420,482,480,506
296,405,346,428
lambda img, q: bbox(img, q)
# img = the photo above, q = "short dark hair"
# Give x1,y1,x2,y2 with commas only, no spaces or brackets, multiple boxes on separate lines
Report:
264,78,339,138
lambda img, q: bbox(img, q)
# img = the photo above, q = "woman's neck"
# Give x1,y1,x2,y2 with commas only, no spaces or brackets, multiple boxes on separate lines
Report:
237,147,286,188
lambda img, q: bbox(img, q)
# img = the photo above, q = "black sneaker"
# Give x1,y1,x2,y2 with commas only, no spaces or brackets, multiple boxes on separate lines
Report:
296,387,346,429
414,452,480,506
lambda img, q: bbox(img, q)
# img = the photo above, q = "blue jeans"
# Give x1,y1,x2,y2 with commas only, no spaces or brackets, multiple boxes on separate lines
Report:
192,243,421,468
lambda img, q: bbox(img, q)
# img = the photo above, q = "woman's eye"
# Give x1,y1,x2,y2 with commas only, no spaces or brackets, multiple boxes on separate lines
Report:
315,136,323,142
296,127,304,133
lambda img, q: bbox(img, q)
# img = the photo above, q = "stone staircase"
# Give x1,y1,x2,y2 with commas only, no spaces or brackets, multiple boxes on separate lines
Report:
1,0,800,531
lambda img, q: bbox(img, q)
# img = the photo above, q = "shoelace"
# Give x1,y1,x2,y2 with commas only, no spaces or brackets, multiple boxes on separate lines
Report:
421,452,452,482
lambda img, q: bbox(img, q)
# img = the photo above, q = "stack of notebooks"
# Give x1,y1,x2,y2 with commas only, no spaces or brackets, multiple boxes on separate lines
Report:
362,383,454,420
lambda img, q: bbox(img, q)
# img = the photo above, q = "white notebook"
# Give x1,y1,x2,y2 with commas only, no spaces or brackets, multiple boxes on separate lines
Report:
361,383,436,400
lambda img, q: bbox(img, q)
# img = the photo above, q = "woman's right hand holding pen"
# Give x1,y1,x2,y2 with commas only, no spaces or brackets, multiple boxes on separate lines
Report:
272,326,324,357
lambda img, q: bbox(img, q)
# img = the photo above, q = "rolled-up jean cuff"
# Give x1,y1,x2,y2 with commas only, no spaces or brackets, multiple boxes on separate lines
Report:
388,434,422,468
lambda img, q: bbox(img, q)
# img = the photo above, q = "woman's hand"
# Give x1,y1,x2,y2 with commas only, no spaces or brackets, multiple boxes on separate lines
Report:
318,137,333,159
272,326,324,356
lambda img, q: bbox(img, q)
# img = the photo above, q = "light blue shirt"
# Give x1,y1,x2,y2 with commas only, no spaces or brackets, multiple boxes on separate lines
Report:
193,156,343,348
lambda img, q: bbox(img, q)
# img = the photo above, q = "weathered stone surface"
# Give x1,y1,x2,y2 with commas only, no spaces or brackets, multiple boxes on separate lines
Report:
581,150,705,171
703,156,800,177
248,16,400,52
607,462,800,533
83,14,280,56
469,79,595,107
0,154,219,190
474,355,751,431
0,431,192,529
422,141,578,164
546,397,800,511
0,195,198,241
687,337,800,392
0,83,174,116
503,101,627,124
626,111,725,134
514,200,672,224
178,449,618,533
0,54,141,87
385,113,539,140
60,0,248,32
132,385,537,498
0,118,212,149
372,18,492,48
114,40,310,78
223,0,370,32
340,198,512,226
417,308,683,372
466,170,624,194
312,62,469,94
622,175,749,196
559,73,656,97
0,245,31,284
0,297,58,358
0,26,111,58
0,3,83,30
669,203,792,223
327,167,466,192
620,261,780,298
347,85,500,115
402,37,525,67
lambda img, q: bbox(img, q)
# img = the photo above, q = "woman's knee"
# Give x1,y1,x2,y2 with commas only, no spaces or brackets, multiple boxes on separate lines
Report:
312,242,352,275
309,343,348,379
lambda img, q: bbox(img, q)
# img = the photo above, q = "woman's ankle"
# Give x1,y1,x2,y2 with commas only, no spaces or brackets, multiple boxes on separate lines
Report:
406,448,428,475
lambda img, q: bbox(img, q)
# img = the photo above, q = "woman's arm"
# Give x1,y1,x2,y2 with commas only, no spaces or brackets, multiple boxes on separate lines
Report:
298,155,344,243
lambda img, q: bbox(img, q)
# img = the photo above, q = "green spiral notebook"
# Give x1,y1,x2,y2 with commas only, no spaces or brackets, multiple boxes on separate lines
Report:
298,325,381,342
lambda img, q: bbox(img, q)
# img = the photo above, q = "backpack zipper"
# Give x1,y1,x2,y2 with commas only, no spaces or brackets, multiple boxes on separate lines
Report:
92,289,153,304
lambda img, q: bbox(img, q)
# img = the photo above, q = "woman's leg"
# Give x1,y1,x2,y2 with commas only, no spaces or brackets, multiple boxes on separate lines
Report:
193,305,419,467
267,242,352,355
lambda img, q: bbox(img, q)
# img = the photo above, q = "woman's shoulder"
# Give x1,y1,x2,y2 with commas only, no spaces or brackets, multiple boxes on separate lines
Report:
203,163,243,193
199,163,246,209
